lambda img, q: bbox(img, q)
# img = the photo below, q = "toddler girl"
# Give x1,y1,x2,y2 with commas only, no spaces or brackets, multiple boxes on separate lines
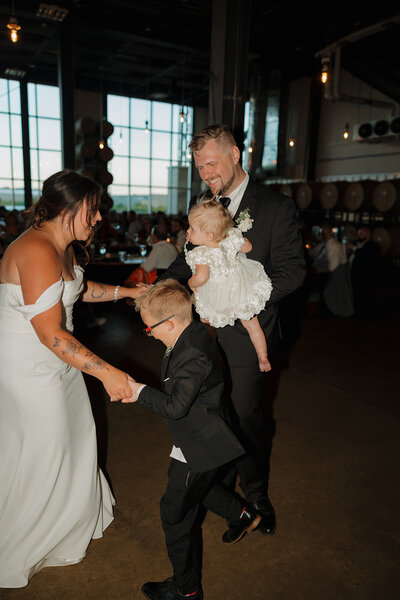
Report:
185,199,273,372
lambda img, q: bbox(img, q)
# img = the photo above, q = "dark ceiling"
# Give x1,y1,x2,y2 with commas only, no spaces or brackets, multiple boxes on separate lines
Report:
0,0,399,107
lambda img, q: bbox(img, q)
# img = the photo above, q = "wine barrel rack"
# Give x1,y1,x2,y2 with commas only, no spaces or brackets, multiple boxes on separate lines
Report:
75,117,114,189
265,178,400,264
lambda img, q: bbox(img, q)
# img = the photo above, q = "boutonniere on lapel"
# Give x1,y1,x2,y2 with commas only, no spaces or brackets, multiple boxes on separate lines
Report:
235,208,253,232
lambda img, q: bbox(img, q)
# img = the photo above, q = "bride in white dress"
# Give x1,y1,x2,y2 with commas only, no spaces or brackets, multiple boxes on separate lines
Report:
0,170,145,588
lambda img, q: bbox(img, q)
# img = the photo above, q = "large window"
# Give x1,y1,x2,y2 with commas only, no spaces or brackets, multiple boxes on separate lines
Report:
0,79,61,208
28,83,62,200
261,87,280,173
107,95,193,213
0,79,24,208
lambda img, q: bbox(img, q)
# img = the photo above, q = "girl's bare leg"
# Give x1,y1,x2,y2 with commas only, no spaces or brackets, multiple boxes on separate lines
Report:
241,316,271,372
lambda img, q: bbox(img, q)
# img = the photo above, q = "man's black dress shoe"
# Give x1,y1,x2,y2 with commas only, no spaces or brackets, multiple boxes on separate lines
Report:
253,497,276,535
222,505,261,544
141,577,204,600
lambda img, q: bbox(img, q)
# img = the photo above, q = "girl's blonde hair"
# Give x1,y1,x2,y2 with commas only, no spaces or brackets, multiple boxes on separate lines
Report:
188,198,233,242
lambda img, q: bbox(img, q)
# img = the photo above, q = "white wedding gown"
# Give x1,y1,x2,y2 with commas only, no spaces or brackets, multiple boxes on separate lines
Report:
0,265,114,588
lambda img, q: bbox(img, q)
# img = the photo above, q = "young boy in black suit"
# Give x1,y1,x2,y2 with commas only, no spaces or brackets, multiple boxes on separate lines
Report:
125,279,261,600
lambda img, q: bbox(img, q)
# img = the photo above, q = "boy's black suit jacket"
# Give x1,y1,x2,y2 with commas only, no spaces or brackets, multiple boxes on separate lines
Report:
137,320,244,473
160,177,306,365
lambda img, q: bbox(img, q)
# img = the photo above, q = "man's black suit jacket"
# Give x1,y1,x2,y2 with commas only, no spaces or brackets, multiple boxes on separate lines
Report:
160,177,306,367
137,320,244,473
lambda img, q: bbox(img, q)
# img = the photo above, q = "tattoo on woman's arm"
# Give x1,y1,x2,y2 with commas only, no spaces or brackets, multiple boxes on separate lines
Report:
64,340,83,356
83,351,107,371
91,281,107,299
53,337,108,371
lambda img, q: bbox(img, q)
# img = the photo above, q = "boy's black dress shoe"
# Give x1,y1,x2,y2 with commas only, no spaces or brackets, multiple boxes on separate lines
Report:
141,577,204,600
222,506,261,544
253,497,276,535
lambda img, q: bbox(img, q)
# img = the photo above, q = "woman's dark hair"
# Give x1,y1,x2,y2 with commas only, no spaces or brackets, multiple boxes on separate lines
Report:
25,170,101,245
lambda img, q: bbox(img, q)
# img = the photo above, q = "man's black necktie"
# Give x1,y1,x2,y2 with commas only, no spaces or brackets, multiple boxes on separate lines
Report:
219,196,231,208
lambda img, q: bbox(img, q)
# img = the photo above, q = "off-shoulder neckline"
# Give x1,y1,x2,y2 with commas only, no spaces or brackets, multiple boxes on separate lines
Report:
0,264,83,287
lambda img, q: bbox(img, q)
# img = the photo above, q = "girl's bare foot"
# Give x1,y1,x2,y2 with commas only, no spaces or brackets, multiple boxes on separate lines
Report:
259,354,271,372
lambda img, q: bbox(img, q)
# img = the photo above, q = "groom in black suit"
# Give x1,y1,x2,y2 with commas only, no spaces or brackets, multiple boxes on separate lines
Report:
159,124,306,535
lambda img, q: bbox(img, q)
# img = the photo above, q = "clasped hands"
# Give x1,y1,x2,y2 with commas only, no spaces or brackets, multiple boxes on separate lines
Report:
109,376,141,403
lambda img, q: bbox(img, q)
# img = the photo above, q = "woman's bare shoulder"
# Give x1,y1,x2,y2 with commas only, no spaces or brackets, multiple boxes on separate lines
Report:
1,229,61,284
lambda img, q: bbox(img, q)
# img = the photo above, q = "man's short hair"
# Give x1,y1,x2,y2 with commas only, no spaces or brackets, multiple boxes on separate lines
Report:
134,279,192,323
151,226,167,241
189,124,237,153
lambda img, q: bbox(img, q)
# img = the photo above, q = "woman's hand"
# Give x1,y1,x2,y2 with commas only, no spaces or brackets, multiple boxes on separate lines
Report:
121,378,142,403
101,367,133,402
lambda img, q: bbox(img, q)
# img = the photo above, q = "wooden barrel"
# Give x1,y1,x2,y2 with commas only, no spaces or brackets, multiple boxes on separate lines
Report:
279,184,293,198
75,117,96,136
293,183,312,209
75,142,96,160
341,182,364,210
317,182,342,210
372,225,400,257
264,183,292,198
79,167,96,180
101,120,114,139
97,145,114,163
372,181,400,213
340,181,377,211
98,169,113,186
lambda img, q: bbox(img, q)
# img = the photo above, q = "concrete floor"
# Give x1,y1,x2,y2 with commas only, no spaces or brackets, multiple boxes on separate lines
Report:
1,303,399,600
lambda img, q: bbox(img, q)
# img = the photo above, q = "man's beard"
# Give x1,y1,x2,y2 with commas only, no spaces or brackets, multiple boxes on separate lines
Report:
215,172,236,196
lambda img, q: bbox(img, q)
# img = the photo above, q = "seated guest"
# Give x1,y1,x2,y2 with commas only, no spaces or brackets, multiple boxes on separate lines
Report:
140,216,153,243
95,215,119,245
142,226,178,275
171,217,187,252
126,210,143,241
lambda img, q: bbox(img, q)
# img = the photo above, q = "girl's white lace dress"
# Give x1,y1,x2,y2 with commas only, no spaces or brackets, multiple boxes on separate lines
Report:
185,228,272,328
0,265,114,588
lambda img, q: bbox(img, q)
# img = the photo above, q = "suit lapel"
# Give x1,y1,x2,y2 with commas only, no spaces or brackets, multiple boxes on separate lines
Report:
160,322,196,386
232,177,258,221
161,353,172,386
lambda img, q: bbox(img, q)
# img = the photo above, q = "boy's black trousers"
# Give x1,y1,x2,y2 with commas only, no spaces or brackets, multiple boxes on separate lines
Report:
160,458,243,595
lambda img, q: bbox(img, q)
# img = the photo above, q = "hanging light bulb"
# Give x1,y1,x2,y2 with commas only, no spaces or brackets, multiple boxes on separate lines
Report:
343,122,350,140
289,136,295,148
321,57,330,84
98,139,105,149
248,145,253,154
179,110,185,124
144,119,149,134
7,15,21,43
